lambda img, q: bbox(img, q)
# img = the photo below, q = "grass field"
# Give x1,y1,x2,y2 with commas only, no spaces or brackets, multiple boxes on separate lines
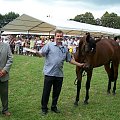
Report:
0,55,120,120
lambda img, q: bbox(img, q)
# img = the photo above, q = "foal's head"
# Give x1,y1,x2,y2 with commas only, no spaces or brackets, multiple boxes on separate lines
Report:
79,33,97,57
75,33,101,70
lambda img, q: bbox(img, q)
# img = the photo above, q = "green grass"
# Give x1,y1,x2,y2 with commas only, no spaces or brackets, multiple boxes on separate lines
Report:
0,55,120,120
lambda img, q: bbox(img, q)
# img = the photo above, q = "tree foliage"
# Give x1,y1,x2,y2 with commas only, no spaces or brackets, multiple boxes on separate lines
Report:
72,11,120,29
72,12,96,25
0,12,19,28
101,11,120,29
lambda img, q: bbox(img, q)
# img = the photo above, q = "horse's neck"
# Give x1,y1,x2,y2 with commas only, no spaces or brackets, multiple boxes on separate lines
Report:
74,53,80,62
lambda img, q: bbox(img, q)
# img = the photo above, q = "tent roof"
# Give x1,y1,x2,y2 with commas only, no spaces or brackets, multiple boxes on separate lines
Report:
2,14,120,36
1,14,56,33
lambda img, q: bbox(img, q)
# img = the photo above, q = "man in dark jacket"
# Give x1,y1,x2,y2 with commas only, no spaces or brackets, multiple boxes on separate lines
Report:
0,36,13,116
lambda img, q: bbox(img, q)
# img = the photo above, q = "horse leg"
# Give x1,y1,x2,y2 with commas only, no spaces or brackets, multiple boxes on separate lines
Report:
104,63,112,94
84,69,93,104
74,80,81,106
74,67,83,106
112,63,119,95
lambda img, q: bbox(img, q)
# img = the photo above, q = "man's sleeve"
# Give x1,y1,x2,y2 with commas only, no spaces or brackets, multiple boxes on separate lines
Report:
3,44,13,73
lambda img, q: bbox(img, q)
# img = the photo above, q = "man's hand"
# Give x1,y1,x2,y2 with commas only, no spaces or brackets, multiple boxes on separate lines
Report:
36,51,43,57
0,70,7,77
78,63,85,68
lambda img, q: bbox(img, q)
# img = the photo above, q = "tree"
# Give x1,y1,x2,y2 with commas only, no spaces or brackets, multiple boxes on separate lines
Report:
0,14,4,28
71,11,120,29
0,12,19,28
95,18,101,26
101,11,120,29
73,12,96,25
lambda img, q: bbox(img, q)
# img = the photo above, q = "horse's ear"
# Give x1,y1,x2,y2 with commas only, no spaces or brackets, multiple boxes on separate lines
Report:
86,34,90,43
95,38,101,43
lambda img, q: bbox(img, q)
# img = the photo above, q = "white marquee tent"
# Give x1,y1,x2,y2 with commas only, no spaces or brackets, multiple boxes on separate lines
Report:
1,14,120,37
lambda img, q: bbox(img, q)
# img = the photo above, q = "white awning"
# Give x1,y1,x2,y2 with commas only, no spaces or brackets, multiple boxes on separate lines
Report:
2,14,120,37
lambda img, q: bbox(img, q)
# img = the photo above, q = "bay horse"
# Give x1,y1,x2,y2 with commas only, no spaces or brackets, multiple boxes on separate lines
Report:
74,33,120,106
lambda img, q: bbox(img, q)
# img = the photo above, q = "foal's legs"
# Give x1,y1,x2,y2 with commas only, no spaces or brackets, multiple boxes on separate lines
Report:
84,69,93,104
74,67,83,106
104,63,112,94
104,61,119,94
112,62,119,94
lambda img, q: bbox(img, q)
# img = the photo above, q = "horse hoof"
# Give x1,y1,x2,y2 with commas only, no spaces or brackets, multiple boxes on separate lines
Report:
84,100,88,105
107,90,110,94
112,91,116,95
74,101,78,106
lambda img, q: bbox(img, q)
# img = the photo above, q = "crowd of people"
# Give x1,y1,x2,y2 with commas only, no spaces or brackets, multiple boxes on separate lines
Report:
1,34,80,56
2,34,120,57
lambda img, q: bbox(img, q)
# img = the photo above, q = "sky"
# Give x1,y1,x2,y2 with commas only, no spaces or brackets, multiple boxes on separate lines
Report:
0,0,120,20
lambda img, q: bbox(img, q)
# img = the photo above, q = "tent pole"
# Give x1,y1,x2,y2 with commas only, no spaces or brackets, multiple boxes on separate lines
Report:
49,32,50,39
27,31,30,39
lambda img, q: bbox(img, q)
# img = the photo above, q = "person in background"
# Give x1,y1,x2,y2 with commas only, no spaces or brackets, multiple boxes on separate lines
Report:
0,36,13,116
9,35,15,54
29,37,35,56
35,37,42,51
35,30,84,115
14,37,22,55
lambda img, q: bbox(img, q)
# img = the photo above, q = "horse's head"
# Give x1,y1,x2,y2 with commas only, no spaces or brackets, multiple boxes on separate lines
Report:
82,33,97,54
75,34,97,59
74,33,101,70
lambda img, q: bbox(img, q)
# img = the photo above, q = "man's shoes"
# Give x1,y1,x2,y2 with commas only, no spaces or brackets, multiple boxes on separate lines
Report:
51,108,60,113
41,110,48,115
2,111,11,116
